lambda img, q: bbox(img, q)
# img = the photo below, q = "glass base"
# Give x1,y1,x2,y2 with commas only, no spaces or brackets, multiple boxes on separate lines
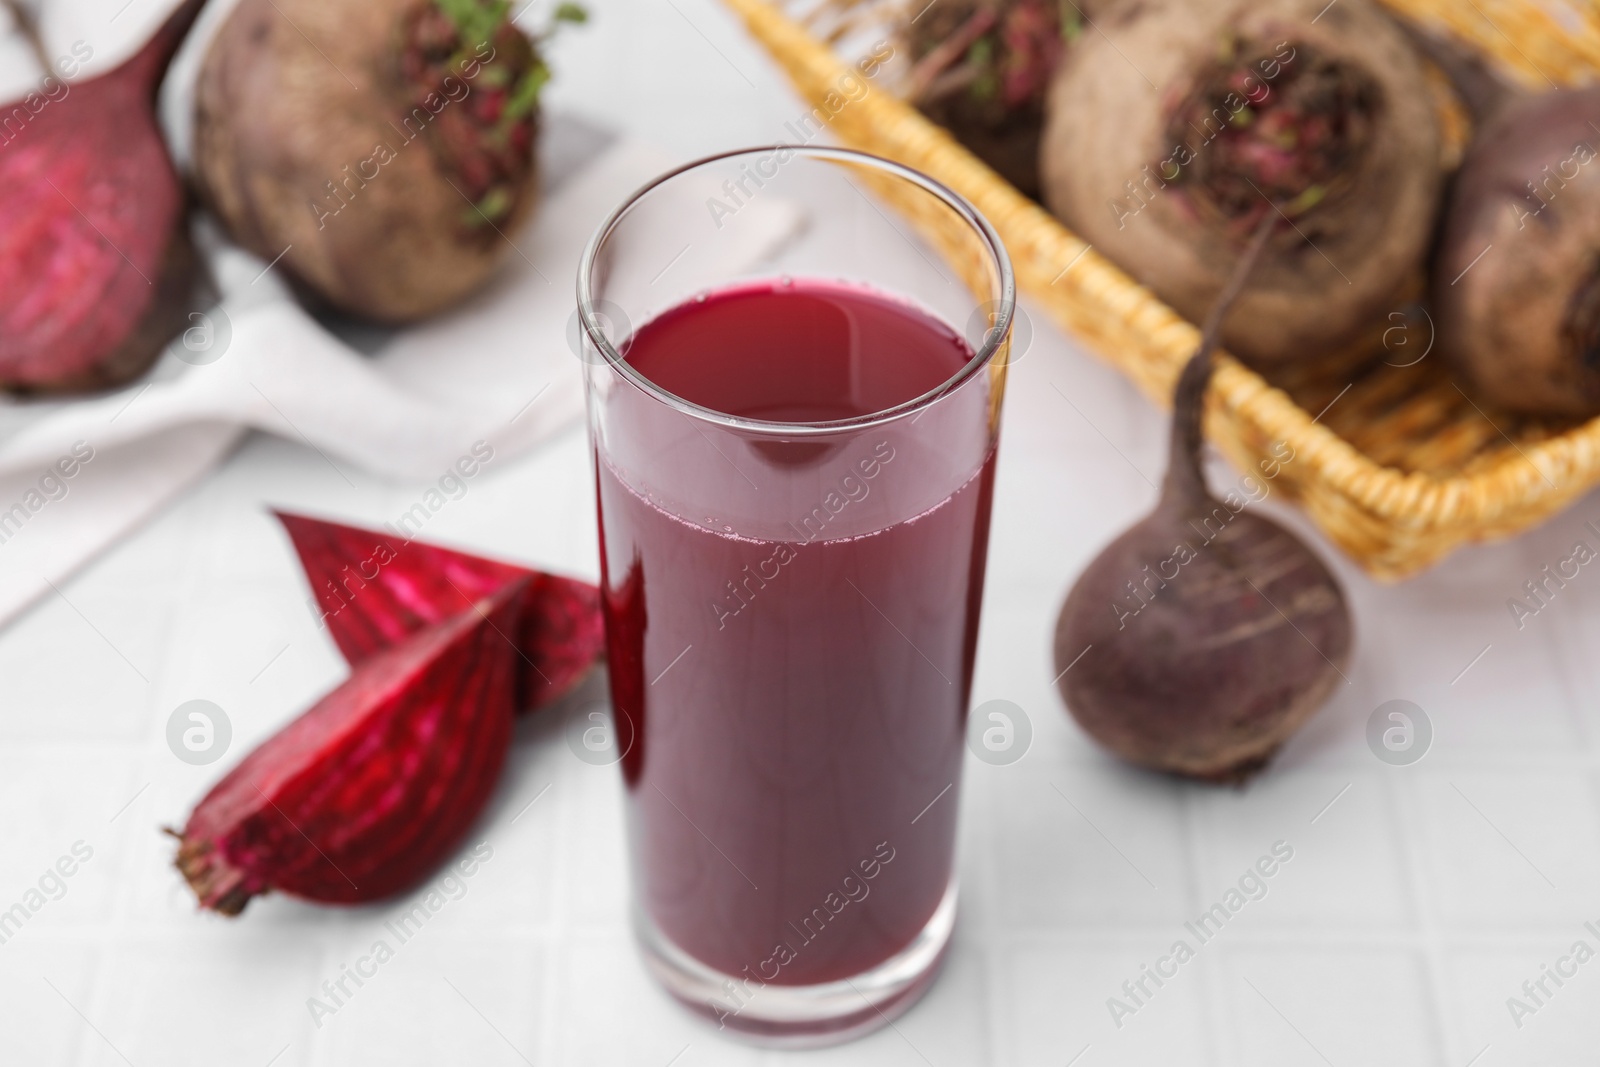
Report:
633,879,958,1048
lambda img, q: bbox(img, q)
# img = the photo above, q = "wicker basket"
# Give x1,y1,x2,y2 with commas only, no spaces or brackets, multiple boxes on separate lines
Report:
720,0,1600,579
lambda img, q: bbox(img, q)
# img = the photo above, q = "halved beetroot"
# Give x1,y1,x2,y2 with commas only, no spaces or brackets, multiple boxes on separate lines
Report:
275,511,604,711
173,581,525,913
0,0,207,391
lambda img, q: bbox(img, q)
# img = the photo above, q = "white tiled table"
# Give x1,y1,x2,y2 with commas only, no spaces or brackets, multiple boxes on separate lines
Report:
4,0,1600,1063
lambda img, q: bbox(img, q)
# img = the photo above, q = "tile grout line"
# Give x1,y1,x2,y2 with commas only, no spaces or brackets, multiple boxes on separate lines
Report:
1178,784,1225,1067
1378,767,1455,1067
1203,939,1239,1067
31,924,1600,950
539,768,568,1066
301,925,342,1067
1533,580,1597,755
974,785,1008,1067
8,735,1600,771
67,500,207,1067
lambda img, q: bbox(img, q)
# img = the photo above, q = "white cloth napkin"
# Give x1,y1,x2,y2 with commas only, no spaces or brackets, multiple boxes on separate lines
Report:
0,3,803,629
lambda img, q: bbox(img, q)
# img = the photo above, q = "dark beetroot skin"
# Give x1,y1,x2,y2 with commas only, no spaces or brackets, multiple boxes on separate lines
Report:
193,0,578,321
0,0,206,392
275,511,604,713
1436,86,1600,417
1053,219,1352,782
173,581,525,914
902,0,1082,199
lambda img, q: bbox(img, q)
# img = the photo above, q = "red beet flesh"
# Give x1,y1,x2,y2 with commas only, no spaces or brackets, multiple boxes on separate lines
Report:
0,0,206,391
275,511,604,712
174,581,526,913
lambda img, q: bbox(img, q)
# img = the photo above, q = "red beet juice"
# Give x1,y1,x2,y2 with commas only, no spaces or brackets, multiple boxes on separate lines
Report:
593,278,998,990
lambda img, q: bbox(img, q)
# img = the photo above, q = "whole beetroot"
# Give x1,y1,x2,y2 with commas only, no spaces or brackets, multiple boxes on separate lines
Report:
1435,86,1600,417
1039,0,1443,366
900,0,1095,198
0,0,205,392
194,0,580,322
1054,217,1352,781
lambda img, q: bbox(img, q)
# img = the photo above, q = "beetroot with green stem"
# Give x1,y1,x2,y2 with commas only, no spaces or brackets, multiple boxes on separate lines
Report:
1053,214,1353,782
1039,0,1443,366
194,0,584,322
900,0,1100,199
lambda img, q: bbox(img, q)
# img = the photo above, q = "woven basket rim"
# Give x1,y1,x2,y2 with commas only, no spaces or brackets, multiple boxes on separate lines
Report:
720,0,1600,566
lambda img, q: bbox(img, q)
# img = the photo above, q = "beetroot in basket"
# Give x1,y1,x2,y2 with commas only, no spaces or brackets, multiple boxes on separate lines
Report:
1436,84,1600,418
1039,0,1444,367
899,0,1095,199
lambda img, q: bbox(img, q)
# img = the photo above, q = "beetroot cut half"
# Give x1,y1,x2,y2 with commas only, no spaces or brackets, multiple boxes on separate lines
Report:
0,0,207,392
275,510,604,712
173,580,526,914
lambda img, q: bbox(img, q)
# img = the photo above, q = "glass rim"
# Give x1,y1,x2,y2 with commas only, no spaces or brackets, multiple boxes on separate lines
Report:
575,145,1016,437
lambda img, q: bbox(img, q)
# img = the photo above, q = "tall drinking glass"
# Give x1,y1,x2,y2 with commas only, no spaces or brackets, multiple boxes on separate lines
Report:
576,147,1013,1046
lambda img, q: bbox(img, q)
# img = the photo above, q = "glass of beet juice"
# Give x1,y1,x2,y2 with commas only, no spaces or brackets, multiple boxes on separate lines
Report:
576,147,1013,1046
